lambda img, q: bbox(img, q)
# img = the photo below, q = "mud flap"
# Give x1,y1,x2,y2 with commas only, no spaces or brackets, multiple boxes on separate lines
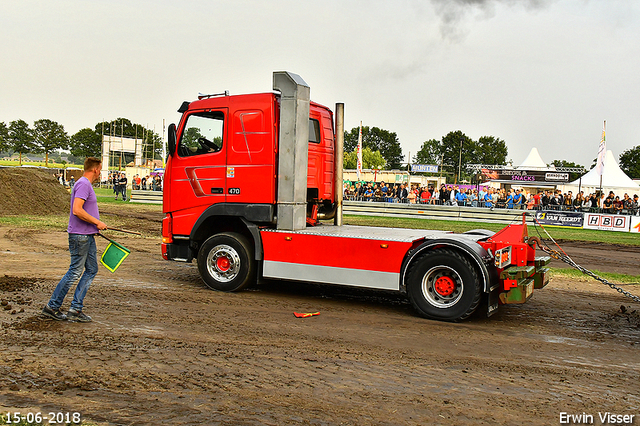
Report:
486,283,501,317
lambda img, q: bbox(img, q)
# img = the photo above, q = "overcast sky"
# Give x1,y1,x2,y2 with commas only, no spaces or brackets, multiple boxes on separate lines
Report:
2,0,639,168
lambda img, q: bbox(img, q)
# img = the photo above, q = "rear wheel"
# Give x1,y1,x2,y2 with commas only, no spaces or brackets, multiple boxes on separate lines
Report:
406,248,481,321
197,233,255,292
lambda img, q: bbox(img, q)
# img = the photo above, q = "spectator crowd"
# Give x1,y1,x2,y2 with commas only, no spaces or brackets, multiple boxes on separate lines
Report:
343,182,640,216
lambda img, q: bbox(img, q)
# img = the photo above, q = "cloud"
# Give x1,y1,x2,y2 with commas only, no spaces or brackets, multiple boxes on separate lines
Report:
430,0,554,42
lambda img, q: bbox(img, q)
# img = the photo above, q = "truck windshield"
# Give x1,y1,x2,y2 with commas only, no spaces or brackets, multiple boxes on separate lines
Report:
179,112,224,157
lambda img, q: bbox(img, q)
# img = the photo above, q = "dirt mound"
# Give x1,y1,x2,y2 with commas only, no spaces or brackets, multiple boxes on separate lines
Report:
0,167,70,215
0,275,39,292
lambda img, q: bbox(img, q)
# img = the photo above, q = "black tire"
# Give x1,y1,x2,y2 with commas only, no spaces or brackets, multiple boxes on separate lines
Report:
406,248,482,321
197,233,256,292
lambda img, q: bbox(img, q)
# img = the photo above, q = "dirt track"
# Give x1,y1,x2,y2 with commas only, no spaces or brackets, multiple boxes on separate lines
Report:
1,206,639,425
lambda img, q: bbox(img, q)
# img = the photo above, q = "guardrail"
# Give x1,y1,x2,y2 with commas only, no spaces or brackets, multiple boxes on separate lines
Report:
130,190,163,204
343,201,535,225
127,193,534,224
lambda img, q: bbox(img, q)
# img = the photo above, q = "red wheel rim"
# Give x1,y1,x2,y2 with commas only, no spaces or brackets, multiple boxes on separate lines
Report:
434,276,456,297
216,256,231,272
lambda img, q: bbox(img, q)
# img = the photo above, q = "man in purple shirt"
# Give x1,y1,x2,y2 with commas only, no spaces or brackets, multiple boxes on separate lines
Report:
43,157,108,322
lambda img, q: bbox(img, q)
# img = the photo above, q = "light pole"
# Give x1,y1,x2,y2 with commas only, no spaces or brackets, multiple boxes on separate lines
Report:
457,138,463,184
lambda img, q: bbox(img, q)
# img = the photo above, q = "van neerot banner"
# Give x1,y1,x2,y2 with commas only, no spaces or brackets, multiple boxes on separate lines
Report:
534,211,584,228
583,213,631,232
481,169,569,183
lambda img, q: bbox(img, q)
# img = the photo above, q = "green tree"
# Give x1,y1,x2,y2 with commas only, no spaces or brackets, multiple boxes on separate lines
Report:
70,128,102,158
33,119,69,165
413,139,441,165
550,159,585,181
440,131,475,183
8,119,35,165
414,132,509,181
475,136,508,165
619,146,640,179
0,122,8,153
344,126,404,169
96,118,141,139
343,147,386,170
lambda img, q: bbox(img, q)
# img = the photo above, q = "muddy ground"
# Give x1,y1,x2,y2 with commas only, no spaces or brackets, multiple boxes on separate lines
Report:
1,204,639,425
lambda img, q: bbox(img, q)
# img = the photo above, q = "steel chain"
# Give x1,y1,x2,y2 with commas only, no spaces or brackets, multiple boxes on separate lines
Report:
541,246,640,304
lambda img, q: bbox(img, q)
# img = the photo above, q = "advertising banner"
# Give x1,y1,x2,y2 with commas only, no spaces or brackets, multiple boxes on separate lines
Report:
534,211,584,228
481,168,569,183
630,216,640,233
583,213,630,232
411,164,439,173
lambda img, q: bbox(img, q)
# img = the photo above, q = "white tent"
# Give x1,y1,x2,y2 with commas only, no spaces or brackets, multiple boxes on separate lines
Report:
562,150,640,196
518,147,553,170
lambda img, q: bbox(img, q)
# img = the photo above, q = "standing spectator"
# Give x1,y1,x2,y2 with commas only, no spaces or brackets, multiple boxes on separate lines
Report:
613,196,623,214
118,172,128,201
622,193,633,214
632,195,639,215
420,186,431,204
602,194,614,213
505,190,515,209
573,192,583,211
563,191,573,211
513,189,525,209
438,184,447,206
69,176,75,189
455,189,466,206
483,188,493,208
373,184,382,202
399,184,408,203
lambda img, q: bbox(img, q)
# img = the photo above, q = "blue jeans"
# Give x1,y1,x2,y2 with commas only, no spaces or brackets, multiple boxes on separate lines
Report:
48,234,98,312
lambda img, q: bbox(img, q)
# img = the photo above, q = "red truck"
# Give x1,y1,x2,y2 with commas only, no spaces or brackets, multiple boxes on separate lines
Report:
162,71,550,321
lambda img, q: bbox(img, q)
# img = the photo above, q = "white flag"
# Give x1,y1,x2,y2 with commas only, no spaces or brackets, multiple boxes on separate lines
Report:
596,120,606,177
356,122,363,181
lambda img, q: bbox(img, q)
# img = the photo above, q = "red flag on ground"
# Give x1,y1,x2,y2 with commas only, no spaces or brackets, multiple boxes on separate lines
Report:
293,312,320,318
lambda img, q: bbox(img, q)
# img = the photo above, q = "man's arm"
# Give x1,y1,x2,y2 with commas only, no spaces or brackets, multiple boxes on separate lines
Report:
72,198,108,230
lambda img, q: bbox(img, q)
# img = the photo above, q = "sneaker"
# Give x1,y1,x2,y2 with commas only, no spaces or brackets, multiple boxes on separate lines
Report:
42,305,67,321
67,309,92,323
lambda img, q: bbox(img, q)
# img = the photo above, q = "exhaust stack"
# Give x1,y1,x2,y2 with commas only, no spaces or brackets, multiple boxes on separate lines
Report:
334,103,344,226
273,71,310,231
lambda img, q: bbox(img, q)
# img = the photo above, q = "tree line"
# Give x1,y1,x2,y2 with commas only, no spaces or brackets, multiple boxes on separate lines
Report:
0,118,162,166
5,116,635,180
343,126,511,182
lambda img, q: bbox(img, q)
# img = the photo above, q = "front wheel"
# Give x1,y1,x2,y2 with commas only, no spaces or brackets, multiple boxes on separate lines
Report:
197,233,255,292
406,248,481,321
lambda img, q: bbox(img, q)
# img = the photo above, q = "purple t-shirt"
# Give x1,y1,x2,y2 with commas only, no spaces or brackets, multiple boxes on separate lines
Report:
67,176,100,235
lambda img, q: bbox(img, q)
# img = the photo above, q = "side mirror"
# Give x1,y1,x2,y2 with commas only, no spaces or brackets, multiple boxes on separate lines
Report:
168,123,177,157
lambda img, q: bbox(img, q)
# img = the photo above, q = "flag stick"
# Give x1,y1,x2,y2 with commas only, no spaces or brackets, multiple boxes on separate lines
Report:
106,227,141,235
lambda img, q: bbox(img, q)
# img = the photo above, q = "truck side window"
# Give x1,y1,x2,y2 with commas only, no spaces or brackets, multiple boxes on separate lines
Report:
309,118,321,144
179,112,224,157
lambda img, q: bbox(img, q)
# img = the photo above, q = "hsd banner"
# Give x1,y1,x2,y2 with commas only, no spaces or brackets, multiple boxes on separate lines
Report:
534,210,584,228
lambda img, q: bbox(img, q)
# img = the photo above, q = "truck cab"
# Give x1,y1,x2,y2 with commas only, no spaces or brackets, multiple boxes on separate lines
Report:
162,90,336,263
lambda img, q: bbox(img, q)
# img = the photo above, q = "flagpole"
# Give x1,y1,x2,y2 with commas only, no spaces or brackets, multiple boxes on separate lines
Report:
597,120,606,204
357,121,363,182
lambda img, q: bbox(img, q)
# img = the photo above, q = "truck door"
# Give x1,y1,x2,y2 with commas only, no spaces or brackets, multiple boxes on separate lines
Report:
171,109,228,222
